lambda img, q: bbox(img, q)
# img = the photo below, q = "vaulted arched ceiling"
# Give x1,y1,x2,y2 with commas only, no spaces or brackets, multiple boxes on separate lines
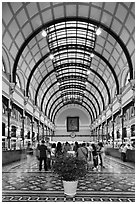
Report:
2,2,135,125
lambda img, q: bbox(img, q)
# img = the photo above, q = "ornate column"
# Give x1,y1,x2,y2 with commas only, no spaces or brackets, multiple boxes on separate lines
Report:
117,94,123,143
38,110,42,141
21,96,28,147
109,103,114,147
101,112,105,142
37,121,40,142
129,79,135,92
31,118,34,143
7,83,16,149
46,126,48,136
129,78,135,106
21,115,25,147
42,124,44,138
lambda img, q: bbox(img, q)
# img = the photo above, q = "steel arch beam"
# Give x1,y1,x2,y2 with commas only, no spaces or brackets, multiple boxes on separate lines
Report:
40,81,101,115
44,82,105,117
51,100,93,124
26,53,50,95
13,17,133,84
44,90,96,120
48,94,97,121
32,54,114,105
42,80,105,114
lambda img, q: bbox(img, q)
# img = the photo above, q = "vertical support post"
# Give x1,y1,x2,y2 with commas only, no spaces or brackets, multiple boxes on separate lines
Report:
111,118,114,148
7,107,11,149
21,115,25,147
31,119,34,143
7,82,16,149
37,122,40,142
121,108,124,144
42,124,44,139
102,123,103,143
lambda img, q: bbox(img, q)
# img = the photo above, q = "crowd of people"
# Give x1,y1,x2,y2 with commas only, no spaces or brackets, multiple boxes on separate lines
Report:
35,140,106,171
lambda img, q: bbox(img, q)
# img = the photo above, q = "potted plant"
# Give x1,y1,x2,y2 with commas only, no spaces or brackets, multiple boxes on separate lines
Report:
52,153,87,197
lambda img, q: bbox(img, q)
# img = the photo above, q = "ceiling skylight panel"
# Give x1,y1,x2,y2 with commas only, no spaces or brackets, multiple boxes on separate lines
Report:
66,21,76,27
68,37,76,44
50,32,56,38
77,28,87,35
56,30,66,38
57,33,66,39
55,22,65,30
59,53,67,59
67,28,76,34
45,20,98,104
55,61,61,66
76,52,84,59
68,52,76,58
77,38,86,45
48,25,54,32
87,34,96,42
78,21,88,28
57,39,67,46
51,41,58,47
77,33,87,39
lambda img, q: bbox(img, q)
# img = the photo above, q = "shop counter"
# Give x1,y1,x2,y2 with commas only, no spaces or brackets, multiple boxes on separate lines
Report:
2,149,27,165
105,147,135,163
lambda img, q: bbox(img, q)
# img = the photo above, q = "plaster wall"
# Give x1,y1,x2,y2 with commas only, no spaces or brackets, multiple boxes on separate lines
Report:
54,107,91,141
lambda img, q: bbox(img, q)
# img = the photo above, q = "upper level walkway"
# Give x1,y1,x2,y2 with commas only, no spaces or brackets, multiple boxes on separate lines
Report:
2,154,135,202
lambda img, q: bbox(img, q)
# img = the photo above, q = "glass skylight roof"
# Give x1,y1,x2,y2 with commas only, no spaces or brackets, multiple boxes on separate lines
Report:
46,20,97,104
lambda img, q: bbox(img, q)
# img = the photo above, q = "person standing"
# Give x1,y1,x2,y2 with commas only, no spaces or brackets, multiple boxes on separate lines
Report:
63,142,71,155
55,142,63,157
39,140,47,171
98,142,105,168
121,143,130,162
51,143,56,167
77,143,88,161
91,143,98,170
73,141,79,157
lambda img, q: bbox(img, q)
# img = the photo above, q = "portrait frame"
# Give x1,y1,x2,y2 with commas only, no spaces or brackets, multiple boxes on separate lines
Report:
67,117,79,132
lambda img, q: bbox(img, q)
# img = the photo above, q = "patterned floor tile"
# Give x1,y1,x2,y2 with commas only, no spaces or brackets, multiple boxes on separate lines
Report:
2,155,135,202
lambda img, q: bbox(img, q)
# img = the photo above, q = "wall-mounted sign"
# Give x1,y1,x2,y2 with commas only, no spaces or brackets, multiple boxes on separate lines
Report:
67,117,79,132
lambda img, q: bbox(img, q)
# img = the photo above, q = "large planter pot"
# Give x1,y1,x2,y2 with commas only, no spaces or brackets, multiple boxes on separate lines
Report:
63,180,78,197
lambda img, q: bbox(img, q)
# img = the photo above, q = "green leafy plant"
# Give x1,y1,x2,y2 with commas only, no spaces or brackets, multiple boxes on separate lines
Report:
52,154,87,181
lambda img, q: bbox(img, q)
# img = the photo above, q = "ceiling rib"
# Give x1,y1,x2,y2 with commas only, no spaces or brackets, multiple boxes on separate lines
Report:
51,101,93,123
48,95,96,122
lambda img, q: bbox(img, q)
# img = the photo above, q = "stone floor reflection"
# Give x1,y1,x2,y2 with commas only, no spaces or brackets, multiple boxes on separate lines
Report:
2,155,135,202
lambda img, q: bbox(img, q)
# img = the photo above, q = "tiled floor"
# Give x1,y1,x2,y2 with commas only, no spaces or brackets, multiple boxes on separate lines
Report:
2,155,135,202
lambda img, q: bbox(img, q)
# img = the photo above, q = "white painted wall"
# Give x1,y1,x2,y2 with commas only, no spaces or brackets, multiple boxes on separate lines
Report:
54,106,91,141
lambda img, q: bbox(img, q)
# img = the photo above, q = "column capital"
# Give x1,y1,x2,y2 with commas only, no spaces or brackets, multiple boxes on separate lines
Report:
102,110,106,117
129,79,135,91
24,96,29,106
9,82,16,95
39,111,43,118
132,91,135,102
116,94,122,103
109,103,113,111
33,105,37,113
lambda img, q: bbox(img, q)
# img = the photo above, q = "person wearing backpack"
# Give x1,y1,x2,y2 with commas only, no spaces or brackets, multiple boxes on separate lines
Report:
77,142,88,161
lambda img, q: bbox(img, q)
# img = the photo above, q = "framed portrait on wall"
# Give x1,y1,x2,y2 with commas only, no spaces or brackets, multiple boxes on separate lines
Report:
67,117,79,132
